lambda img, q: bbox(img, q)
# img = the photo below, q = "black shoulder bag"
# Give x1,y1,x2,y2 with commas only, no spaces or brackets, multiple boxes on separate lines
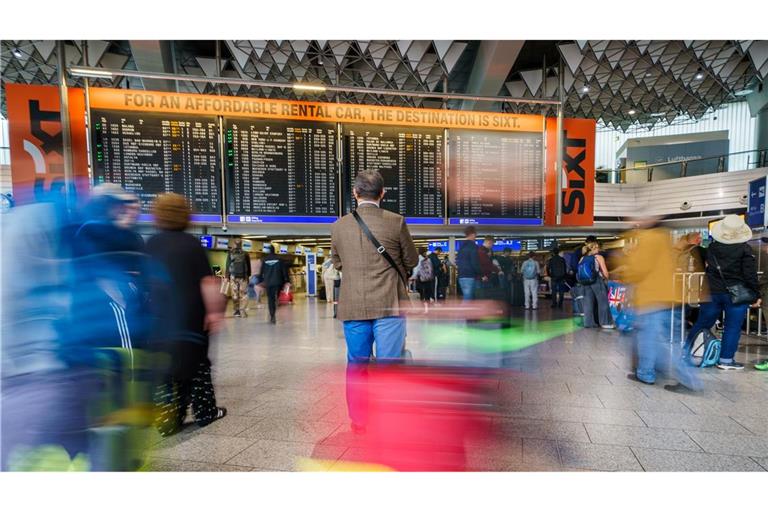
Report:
352,210,407,288
711,251,758,306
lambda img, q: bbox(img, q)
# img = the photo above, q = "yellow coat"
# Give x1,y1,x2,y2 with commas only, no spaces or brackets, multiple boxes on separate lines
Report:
621,227,677,310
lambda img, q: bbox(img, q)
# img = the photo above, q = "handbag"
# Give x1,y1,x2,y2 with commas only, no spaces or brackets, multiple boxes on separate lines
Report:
711,252,758,306
219,277,231,297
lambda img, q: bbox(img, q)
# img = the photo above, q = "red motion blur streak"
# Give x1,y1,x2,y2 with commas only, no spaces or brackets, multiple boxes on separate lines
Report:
399,298,506,320
314,366,501,472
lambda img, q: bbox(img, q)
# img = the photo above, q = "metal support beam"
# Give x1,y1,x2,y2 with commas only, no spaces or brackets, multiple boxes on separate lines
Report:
555,57,564,225
128,40,178,92
57,41,74,207
461,40,525,111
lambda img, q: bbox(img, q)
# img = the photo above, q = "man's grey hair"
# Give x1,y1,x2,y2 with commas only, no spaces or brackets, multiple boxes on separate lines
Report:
354,170,385,200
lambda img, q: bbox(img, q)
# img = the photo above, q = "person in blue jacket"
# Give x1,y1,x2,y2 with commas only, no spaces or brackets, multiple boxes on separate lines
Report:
456,226,482,300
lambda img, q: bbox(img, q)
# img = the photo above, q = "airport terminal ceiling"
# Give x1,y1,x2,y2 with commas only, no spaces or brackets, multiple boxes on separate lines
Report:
1,40,766,132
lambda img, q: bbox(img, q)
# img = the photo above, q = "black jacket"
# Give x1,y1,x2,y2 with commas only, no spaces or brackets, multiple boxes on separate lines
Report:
547,254,567,279
457,240,481,279
259,254,289,288
705,241,759,295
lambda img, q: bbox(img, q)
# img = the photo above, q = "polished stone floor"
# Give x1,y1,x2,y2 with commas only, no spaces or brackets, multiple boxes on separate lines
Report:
146,296,768,472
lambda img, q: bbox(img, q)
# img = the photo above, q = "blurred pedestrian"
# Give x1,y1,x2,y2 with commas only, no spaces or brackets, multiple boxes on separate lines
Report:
146,193,227,436
478,236,498,288
259,245,290,324
428,247,446,301
547,249,567,308
414,247,435,310
248,257,264,309
331,170,418,434
623,220,701,391
684,215,760,370
322,253,340,303
521,252,541,310
225,238,251,317
457,226,481,300
579,242,615,328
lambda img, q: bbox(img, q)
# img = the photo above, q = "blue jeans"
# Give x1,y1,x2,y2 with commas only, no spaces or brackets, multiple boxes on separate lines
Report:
685,293,748,361
459,277,476,301
635,308,701,389
343,316,407,427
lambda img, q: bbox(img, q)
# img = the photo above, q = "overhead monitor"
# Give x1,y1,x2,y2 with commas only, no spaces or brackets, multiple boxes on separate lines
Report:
225,118,339,224
448,130,544,225
91,110,222,223
342,124,445,224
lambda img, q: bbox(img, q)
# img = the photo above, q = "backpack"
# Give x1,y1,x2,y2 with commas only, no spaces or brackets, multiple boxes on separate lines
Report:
687,329,721,368
229,249,247,276
522,259,538,280
417,258,434,282
548,256,566,279
577,255,598,285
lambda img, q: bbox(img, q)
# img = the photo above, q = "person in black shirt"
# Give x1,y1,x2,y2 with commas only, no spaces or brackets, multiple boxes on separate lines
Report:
147,194,227,436
259,245,290,324
683,215,760,371
547,249,568,308
225,238,252,318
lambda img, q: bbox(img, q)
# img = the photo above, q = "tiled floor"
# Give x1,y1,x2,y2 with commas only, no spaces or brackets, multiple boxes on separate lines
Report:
144,297,768,472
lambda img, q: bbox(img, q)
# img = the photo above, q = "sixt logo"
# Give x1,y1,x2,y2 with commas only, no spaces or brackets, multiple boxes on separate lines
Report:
561,130,587,215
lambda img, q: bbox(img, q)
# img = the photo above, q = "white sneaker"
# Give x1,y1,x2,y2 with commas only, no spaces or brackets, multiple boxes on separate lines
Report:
601,324,616,330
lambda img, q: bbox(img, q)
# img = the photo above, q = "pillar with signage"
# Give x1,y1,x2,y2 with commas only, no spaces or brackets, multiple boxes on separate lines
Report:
305,253,317,297
747,176,767,229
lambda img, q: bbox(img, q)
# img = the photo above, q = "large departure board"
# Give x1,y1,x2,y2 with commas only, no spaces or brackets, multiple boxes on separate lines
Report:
92,111,222,222
448,130,544,225
225,118,338,223
343,124,445,224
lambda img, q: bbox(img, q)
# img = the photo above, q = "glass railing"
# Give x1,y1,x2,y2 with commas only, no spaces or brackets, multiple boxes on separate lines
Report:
596,148,768,184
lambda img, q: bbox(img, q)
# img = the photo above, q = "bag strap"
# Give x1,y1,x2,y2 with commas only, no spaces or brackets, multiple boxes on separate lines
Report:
710,252,726,281
352,210,407,287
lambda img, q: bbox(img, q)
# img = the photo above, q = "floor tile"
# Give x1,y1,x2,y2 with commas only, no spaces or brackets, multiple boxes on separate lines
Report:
636,411,752,434
522,390,603,408
685,430,768,457
557,441,643,471
226,439,346,471
522,438,560,467
585,424,702,451
195,415,264,437
144,458,251,472
632,447,765,472
238,418,341,444
730,415,768,436
496,419,590,443
153,434,256,464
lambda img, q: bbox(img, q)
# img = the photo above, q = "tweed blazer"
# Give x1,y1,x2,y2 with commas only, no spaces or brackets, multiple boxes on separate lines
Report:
331,203,418,321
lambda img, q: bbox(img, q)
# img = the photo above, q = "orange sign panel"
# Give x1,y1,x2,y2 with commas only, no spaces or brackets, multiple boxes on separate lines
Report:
544,117,596,226
6,84,89,205
88,87,543,132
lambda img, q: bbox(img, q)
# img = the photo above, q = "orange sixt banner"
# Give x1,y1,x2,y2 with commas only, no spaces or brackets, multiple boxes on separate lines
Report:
6,84,90,205
88,87,543,132
544,117,597,226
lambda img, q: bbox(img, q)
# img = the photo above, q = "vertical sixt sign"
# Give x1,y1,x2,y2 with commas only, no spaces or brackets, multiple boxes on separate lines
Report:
544,117,596,226
6,84,89,205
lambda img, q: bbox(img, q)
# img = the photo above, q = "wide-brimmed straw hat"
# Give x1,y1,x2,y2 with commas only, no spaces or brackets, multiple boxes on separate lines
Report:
711,214,752,244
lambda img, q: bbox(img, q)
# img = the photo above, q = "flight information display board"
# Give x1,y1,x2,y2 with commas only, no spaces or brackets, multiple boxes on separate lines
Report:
448,130,544,225
225,118,338,223
343,124,445,224
91,111,223,223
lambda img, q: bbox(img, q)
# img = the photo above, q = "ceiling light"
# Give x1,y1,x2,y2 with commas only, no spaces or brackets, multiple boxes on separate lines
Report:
12,48,22,58
69,66,114,79
628,109,637,115
293,83,327,93
735,89,754,97
695,73,704,80
581,86,589,93
650,112,666,117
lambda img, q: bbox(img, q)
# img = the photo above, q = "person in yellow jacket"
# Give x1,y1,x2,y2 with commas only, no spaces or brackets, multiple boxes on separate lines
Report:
622,220,702,392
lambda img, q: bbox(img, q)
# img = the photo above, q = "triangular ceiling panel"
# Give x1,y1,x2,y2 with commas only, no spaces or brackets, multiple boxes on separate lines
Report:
99,52,129,71
329,41,350,66
576,40,588,51
315,40,328,50
558,43,584,75
195,57,221,77
250,40,268,59
590,40,609,61
84,40,110,67
416,53,438,81
505,80,526,98
434,40,452,61
406,40,430,70
442,42,467,74
226,41,251,69
520,69,543,95
635,40,651,55
562,66,575,92
396,40,412,58
368,41,389,68
33,40,56,61
291,40,311,61
747,41,768,71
